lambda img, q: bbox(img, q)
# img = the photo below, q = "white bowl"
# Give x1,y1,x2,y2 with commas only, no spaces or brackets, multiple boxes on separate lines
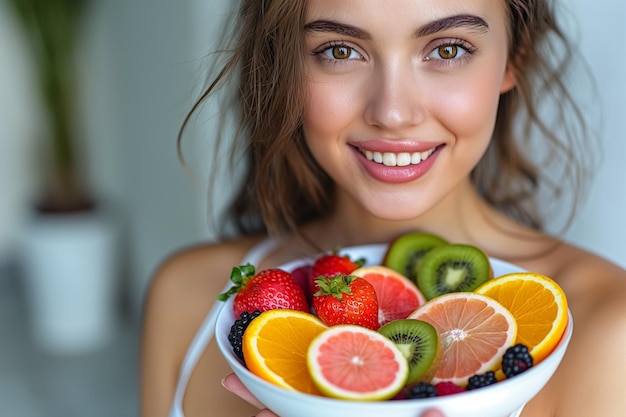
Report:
215,243,573,417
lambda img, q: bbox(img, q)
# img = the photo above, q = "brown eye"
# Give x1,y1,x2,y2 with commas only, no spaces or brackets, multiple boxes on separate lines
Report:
332,46,352,60
438,45,458,59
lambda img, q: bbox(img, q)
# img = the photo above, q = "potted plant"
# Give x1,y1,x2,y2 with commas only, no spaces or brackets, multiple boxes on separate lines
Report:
8,0,119,354
8,0,94,211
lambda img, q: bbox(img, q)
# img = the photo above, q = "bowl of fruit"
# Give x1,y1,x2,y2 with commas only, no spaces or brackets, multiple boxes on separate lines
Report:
215,233,573,417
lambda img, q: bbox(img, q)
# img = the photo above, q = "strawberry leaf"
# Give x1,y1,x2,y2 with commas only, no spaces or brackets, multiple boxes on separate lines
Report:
217,263,256,302
314,274,353,300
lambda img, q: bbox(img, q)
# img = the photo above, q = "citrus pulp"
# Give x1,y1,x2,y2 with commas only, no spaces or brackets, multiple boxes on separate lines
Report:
242,309,327,394
352,265,426,327
408,292,517,386
475,272,568,363
307,324,408,400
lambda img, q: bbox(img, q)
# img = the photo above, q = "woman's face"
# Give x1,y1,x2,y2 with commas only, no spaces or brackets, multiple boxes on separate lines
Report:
302,0,515,220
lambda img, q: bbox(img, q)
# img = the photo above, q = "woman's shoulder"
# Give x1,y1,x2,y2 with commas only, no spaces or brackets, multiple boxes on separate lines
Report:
526,241,626,416
144,235,268,316
140,235,271,405
549,242,626,309
140,235,270,416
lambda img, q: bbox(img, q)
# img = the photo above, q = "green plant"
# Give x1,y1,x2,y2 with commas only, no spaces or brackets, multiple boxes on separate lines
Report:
8,0,93,212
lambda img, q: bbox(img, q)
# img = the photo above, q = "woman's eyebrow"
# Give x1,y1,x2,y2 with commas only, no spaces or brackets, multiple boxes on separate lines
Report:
304,14,489,39
304,20,372,40
416,14,490,37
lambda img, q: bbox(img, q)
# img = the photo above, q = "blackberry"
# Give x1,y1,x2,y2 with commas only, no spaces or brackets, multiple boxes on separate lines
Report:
466,371,497,390
501,343,534,378
407,382,438,399
228,310,262,364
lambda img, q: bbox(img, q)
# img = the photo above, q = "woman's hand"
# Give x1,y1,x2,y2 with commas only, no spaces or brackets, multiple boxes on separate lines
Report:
221,373,265,411
221,373,446,417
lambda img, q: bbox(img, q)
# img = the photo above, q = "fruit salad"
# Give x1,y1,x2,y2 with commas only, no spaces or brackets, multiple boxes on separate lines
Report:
219,232,569,401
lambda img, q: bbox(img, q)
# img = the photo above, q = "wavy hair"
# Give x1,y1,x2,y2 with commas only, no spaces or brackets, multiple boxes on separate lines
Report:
179,0,595,237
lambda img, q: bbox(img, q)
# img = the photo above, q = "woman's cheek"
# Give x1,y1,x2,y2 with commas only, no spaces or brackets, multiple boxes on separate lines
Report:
430,74,502,142
303,76,365,139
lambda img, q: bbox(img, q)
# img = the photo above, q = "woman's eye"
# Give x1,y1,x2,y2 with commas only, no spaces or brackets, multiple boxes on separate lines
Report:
438,45,461,59
321,44,362,61
427,42,473,61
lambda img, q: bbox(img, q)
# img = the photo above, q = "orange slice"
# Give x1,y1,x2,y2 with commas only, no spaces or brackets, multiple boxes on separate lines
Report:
307,325,408,400
408,292,517,386
475,272,568,363
242,309,327,394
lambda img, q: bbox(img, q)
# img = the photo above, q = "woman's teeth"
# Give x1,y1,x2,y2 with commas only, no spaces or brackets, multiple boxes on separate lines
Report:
360,148,436,167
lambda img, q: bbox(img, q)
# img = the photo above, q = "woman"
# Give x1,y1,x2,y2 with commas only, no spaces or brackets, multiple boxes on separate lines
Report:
140,0,626,416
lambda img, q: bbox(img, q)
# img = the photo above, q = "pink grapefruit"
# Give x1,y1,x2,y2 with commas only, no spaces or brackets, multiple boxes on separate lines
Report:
306,324,408,400
352,265,427,327
408,292,517,386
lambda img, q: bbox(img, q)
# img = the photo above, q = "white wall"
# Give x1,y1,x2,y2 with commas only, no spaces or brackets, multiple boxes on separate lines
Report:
88,0,216,309
0,0,212,314
0,0,624,319
561,0,626,268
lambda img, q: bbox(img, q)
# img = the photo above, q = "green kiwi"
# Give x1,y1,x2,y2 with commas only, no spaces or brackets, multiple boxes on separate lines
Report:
378,319,442,386
383,232,448,284
416,243,492,300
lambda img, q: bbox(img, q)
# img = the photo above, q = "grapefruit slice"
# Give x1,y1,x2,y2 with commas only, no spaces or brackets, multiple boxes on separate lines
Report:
352,265,427,327
408,293,517,386
307,324,408,400
475,272,568,363
242,309,327,394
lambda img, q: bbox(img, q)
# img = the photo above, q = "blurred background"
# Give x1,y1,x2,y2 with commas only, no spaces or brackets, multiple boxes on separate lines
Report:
0,0,624,416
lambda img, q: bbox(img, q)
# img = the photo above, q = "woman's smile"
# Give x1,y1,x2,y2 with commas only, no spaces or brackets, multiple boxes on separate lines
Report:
358,147,438,168
302,0,515,219
349,141,444,184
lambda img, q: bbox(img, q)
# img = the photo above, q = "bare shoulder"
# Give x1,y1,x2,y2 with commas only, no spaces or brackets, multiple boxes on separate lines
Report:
552,243,626,315
139,235,263,417
146,236,263,311
525,243,626,417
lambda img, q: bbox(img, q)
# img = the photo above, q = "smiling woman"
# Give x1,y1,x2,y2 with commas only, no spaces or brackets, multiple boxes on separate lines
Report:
301,2,514,220
139,1,626,417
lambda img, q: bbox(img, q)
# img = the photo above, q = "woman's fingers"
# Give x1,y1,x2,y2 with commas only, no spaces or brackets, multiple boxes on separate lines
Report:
222,373,278,416
256,410,280,417
420,410,445,417
221,373,266,410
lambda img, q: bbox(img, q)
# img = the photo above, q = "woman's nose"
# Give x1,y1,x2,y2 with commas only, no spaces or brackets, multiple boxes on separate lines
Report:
364,62,426,131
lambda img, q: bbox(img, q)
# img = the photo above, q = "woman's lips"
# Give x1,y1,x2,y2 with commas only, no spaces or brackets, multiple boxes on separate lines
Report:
359,147,437,167
352,144,443,184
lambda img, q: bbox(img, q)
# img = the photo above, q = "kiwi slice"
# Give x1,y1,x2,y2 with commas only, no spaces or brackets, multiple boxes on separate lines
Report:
383,232,448,284
416,243,492,300
378,319,442,386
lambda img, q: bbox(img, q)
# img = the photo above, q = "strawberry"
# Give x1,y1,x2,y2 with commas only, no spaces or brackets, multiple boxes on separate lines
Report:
290,263,313,303
312,274,379,330
309,253,365,298
218,264,310,318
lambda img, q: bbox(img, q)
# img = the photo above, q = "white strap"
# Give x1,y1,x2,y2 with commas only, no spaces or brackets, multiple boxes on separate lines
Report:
169,237,281,417
509,404,525,417
169,284,229,417
239,236,281,267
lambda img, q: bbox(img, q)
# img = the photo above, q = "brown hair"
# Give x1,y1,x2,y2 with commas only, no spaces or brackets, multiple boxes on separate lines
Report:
179,0,595,237
473,0,595,231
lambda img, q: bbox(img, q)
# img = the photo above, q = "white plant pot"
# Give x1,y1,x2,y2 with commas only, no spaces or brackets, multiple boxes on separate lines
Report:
18,209,119,354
